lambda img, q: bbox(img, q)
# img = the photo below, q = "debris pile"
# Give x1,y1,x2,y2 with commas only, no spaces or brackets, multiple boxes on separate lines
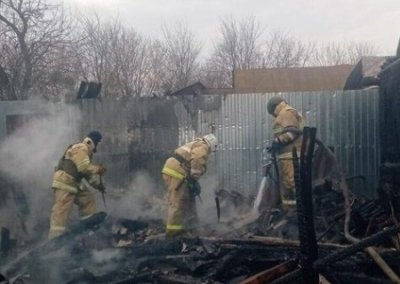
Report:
2,211,400,284
3,127,400,283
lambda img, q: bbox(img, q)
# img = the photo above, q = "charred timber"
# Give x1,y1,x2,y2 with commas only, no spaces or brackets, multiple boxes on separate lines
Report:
293,127,319,284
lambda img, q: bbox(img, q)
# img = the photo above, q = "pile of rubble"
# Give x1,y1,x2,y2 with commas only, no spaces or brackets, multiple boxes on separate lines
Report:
1,209,400,284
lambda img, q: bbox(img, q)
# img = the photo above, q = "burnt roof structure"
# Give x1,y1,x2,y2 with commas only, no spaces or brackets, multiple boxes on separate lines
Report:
168,82,206,96
343,56,390,90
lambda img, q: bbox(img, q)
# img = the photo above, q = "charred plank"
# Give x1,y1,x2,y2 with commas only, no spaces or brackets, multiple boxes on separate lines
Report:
237,261,297,284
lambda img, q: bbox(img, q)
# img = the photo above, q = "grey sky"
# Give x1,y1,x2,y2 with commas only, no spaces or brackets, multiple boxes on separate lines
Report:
65,0,400,55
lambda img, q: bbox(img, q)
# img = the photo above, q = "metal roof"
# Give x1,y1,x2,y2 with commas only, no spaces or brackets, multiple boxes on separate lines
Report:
232,65,355,93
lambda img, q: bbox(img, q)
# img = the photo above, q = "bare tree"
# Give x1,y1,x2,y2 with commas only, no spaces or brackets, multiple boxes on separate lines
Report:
208,16,263,87
161,23,203,93
198,61,231,89
0,0,73,100
74,14,164,97
41,46,79,101
113,28,151,97
311,42,348,66
347,41,381,65
145,39,168,96
0,31,17,99
262,30,315,68
310,40,380,66
73,13,122,97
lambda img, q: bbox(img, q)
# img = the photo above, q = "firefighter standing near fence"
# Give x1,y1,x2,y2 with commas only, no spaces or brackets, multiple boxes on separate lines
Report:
48,131,107,239
267,97,306,211
162,134,218,238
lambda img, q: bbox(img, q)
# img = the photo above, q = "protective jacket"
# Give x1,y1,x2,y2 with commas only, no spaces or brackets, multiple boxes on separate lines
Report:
162,138,210,182
52,138,103,194
272,101,306,207
272,101,306,159
162,138,211,237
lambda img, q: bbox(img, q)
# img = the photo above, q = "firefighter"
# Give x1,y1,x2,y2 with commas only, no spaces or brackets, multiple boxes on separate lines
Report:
267,97,306,211
162,133,218,237
48,131,107,239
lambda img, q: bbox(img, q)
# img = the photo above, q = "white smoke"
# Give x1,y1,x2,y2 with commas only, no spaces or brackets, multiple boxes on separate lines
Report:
92,249,123,264
99,168,222,232
196,173,220,225
0,101,81,241
103,171,167,221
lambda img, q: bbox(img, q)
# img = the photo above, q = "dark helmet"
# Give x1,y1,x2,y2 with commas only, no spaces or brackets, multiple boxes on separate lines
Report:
86,131,102,147
267,96,285,115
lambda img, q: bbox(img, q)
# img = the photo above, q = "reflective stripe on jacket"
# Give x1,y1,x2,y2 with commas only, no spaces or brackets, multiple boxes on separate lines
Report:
52,141,101,193
162,139,210,181
278,151,301,160
282,199,297,205
166,224,184,231
162,167,185,180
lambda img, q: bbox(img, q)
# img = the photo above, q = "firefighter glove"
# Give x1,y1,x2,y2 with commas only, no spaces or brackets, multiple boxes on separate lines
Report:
267,138,281,153
188,179,201,197
98,165,107,176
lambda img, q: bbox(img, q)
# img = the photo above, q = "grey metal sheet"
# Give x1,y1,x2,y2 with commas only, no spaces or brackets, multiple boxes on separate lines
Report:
196,90,380,197
0,90,380,197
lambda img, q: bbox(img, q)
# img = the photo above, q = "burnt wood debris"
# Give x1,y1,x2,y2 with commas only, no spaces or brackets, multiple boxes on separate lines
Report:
2,127,400,284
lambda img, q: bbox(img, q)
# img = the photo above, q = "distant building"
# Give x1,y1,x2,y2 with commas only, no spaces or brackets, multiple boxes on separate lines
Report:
170,65,355,97
206,65,355,94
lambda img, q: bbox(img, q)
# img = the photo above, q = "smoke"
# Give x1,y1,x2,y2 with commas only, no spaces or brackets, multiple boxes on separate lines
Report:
0,101,81,241
92,248,124,264
196,173,220,226
104,171,167,221
100,168,223,231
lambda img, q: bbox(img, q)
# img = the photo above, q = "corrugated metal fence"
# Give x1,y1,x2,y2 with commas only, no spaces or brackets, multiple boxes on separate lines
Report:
184,90,380,197
0,89,380,197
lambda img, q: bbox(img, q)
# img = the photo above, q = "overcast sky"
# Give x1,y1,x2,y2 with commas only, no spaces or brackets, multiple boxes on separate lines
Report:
63,0,400,56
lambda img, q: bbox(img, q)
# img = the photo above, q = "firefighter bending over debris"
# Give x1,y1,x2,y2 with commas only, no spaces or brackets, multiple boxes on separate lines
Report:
48,131,107,239
267,97,306,211
162,134,218,237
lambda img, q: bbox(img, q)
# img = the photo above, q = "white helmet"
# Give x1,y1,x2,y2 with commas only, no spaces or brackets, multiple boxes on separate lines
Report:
203,133,218,152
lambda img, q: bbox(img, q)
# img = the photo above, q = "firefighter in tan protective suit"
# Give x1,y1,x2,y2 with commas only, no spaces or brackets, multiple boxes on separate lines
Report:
48,131,107,239
267,97,306,210
162,134,218,237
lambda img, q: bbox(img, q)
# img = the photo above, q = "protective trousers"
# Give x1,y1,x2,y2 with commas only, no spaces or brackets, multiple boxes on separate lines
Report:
278,158,297,210
48,187,96,239
163,174,198,237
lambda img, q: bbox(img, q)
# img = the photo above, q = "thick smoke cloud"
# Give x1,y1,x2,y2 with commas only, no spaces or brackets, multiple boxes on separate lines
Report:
0,102,81,240
0,100,229,244
102,171,167,221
